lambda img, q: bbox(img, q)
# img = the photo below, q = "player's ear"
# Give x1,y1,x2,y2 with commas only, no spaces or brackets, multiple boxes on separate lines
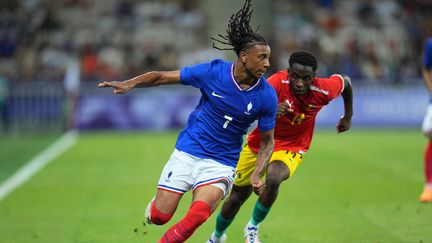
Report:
239,51,247,63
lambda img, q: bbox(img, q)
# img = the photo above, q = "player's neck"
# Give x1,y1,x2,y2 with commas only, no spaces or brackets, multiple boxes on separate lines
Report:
233,62,259,89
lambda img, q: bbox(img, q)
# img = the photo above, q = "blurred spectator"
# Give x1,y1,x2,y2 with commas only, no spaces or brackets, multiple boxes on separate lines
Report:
0,0,208,83
80,44,99,82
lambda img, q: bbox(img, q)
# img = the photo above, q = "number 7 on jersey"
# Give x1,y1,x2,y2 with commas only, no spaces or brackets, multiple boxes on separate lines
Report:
223,115,233,129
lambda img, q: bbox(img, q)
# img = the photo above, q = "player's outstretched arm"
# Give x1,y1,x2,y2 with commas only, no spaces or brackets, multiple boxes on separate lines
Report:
336,75,353,133
251,129,274,195
97,70,181,94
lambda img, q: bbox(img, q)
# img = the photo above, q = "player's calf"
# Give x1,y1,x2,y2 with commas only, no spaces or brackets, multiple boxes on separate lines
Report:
146,198,173,225
158,201,211,242
221,186,252,218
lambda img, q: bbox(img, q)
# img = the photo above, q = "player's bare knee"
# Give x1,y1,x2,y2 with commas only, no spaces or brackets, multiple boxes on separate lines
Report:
228,195,243,206
265,177,282,194
229,193,249,208
229,186,252,204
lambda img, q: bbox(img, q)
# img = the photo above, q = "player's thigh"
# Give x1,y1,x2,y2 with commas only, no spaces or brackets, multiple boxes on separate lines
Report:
266,160,290,182
192,158,236,211
268,150,303,180
157,149,195,194
234,145,258,186
155,149,196,213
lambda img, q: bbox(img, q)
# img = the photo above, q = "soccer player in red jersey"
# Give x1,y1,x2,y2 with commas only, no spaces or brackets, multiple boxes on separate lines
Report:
208,50,353,243
420,37,432,203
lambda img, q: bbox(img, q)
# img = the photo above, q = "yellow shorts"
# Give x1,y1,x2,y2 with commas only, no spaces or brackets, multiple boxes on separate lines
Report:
234,144,303,186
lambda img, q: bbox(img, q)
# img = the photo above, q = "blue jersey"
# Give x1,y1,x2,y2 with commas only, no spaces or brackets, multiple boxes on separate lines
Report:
424,38,432,69
176,59,277,167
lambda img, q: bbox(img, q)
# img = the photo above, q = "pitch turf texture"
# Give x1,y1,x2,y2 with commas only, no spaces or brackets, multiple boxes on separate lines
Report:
0,130,431,243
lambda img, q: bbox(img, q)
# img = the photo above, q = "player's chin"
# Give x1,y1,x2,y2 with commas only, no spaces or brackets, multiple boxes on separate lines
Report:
293,89,306,96
256,70,265,77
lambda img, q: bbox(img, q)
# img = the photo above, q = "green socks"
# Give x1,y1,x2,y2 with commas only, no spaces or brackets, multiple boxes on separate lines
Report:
214,213,234,237
214,200,271,237
251,200,271,226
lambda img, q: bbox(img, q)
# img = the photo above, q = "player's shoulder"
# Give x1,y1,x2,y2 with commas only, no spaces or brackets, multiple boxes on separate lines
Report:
209,58,232,67
260,77,278,98
184,59,227,71
207,59,234,73
266,70,289,90
311,74,344,97
314,74,344,86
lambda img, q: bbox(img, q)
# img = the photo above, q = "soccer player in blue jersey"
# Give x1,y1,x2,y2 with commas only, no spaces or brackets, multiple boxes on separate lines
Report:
420,37,432,203
98,1,277,242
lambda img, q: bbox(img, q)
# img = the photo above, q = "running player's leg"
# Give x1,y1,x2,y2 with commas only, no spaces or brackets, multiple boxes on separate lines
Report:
244,151,302,243
251,150,301,222
207,185,252,243
146,189,182,225
213,185,252,239
258,160,289,207
241,160,289,243
420,140,432,203
146,149,194,225
421,105,432,203
160,158,234,243
207,145,256,243
221,185,253,219
206,185,252,243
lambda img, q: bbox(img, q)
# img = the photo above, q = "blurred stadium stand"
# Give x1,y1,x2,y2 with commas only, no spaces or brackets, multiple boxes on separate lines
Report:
0,0,431,133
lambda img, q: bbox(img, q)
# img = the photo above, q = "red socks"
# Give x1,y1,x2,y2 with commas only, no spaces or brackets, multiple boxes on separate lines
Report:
158,201,211,243
150,202,173,225
425,142,432,185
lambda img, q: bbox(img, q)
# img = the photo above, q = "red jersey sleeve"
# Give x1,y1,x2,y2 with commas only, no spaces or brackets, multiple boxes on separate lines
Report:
315,74,344,102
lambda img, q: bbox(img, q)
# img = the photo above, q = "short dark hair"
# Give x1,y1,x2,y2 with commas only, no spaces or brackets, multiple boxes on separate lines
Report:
289,51,318,71
212,0,267,56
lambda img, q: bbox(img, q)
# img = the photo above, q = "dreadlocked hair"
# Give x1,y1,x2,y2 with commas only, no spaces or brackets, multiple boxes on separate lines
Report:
212,0,267,56
289,50,318,71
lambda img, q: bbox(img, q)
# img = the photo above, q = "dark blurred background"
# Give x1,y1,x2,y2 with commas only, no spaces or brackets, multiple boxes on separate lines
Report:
1,0,431,134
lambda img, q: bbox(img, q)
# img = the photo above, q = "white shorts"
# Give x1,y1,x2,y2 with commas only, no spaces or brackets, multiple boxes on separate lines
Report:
157,149,235,197
422,104,432,134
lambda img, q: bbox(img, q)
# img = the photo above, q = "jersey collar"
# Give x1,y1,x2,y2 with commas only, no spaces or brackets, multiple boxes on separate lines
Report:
230,64,261,92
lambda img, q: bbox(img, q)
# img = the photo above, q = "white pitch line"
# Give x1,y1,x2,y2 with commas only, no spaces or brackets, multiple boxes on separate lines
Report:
0,131,78,201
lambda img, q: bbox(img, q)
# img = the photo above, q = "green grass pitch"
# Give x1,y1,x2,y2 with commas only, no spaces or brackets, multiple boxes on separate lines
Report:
0,129,431,243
